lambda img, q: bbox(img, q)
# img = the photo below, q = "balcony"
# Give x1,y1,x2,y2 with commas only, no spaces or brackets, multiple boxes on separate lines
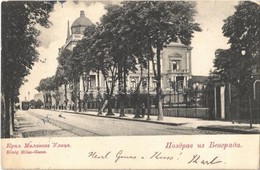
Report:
167,69,190,74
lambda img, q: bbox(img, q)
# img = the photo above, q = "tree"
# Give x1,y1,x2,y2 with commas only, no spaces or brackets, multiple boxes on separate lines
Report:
214,49,253,96
36,76,56,109
56,49,73,109
79,6,129,116
78,2,201,118
30,99,36,109
223,1,259,59
120,1,201,120
100,4,144,116
1,1,54,138
214,2,259,126
35,99,44,109
74,25,97,112
97,4,153,116
82,24,105,114
215,1,260,94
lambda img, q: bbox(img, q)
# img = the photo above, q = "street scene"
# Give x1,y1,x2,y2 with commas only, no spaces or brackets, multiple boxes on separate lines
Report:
2,1,260,138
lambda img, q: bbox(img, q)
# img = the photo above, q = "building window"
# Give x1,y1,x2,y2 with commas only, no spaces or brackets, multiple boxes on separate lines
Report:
90,75,96,88
172,60,180,71
130,77,136,89
152,77,157,89
75,27,80,34
176,76,184,92
177,80,184,92
142,78,147,88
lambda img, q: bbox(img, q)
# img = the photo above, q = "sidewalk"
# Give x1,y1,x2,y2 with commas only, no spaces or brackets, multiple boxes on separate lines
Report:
58,109,260,134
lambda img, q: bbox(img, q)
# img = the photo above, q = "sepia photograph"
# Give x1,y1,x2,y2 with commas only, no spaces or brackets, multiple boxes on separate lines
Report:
1,0,260,169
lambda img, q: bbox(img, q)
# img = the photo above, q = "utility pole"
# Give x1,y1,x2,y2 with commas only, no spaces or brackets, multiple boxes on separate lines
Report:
241,48,253,129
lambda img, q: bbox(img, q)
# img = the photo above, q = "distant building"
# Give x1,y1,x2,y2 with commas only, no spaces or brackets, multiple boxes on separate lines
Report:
190,75,208,90
33,93,44,102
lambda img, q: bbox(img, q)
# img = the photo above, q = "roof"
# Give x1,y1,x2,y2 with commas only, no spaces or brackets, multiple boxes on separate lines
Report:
167,42,192,49
71,11,93,27
191,76,209,84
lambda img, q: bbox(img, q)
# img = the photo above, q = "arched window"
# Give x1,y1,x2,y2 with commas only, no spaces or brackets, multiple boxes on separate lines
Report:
130,77,136,88
172,60,180,71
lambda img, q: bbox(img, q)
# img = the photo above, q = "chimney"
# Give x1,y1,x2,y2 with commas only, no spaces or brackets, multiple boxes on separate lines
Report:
80,10,85,17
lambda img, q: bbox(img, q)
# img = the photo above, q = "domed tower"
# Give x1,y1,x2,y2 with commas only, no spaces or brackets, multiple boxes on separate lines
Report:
71,10,93,35
63,10,93,51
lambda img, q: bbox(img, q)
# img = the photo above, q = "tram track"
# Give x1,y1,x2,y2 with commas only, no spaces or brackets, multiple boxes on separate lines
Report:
27,110,100,136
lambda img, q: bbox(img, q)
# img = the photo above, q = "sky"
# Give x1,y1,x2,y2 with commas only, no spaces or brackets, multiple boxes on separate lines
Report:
19,0,239,101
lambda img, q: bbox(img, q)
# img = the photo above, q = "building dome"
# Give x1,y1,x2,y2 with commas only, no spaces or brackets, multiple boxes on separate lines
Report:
71,11,93,28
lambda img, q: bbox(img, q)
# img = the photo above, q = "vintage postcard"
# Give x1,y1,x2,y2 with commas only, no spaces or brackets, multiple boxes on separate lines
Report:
1,0,259,169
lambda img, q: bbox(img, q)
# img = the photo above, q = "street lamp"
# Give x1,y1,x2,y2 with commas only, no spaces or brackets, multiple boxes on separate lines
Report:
241,48,246,56
241,48,253,129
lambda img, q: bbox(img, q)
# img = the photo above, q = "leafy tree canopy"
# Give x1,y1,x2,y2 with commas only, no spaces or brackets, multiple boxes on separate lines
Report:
223,1,260,58
214,2,259,95
2,1,55,94
36,76,56,92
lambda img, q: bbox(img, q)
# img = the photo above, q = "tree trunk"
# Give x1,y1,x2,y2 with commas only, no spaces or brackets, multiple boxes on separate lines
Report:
119,65,125,117
147,54,151,120
4,92,10,138
43,93,46,109
64,83,68,110
120,67,127,117
78,81,81,112
10,94,15,132
134,93,142,118
74,80,78,112
119,94,125,117
49,92,52,109
97,70,102,115
106,97,114,116
156,46,163,120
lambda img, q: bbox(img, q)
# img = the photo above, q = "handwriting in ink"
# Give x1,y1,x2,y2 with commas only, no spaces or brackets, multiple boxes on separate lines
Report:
115,150,136,163
88,151,111,159
150,152,174,160
188,154,222,165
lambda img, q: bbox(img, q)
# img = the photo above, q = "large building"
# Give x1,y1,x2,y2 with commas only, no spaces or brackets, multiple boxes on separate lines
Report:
57,11,193,110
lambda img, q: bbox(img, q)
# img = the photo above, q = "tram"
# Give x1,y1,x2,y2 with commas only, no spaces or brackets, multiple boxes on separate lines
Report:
21,101,30,110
